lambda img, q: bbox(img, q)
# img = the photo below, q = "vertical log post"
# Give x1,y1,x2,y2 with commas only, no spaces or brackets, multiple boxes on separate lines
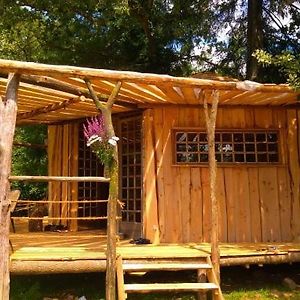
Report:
0,73,20,300
203,90,220,282
85,79,122,300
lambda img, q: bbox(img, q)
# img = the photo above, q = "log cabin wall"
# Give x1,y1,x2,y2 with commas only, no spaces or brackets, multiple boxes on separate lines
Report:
48,123,79,231
143,107,300,244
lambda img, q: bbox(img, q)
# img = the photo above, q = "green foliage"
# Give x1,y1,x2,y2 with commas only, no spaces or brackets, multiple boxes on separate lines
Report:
11,280,42,300
254,49,300,90
205,0,300,83
12,125,47,200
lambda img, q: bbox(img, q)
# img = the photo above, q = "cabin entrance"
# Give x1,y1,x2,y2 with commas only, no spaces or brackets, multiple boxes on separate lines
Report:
119,115,143,239
78,125,109,230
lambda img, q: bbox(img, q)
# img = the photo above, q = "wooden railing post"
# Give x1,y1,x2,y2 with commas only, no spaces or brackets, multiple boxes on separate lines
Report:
85,79,122,300
0,73,20,300
203,90,220,282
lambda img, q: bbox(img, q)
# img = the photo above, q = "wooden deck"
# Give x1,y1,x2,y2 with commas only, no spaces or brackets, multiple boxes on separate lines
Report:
9,230,300,274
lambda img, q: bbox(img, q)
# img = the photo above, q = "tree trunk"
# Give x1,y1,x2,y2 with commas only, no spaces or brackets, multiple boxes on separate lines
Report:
102,108,119,300
246,0,264,80
84,79,121,300
203,91,220,283
0,73,20,300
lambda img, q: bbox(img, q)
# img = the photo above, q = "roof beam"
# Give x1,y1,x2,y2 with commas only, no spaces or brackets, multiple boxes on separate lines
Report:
17,96,84,120
19,74,138,109
0,59,296,93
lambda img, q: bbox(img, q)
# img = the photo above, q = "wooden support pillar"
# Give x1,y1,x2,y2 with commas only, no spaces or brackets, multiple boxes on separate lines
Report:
0,73,20,300
203,90,220,283
197,269,207,300
85,79,122,300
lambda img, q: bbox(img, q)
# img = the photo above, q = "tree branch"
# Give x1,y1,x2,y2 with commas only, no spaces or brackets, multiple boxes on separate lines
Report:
84,78,106,111
107,81,122,109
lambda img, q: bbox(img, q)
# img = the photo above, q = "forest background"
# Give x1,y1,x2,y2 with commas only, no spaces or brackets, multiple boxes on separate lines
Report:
0,0,299,199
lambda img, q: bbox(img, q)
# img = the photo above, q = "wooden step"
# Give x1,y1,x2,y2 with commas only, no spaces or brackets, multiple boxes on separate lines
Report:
124,282,218,293
123,262,212,272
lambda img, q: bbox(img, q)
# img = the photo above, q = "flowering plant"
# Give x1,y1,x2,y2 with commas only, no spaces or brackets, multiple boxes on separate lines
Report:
83,115,119,169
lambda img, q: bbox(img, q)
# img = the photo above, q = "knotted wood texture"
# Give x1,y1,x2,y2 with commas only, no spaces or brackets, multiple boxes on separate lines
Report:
204,90,220,283
85,79,122,300
0,73,20,299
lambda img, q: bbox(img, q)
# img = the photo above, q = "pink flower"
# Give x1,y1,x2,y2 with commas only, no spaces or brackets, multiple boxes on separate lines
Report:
83,115,106,141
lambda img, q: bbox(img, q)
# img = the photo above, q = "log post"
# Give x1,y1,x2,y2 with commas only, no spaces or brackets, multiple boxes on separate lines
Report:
203,90,220,282
0,73,20,299
85,79,122,300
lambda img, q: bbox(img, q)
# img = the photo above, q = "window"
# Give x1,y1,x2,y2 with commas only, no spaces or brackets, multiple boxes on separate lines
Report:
120,116,142,223
175,130,279,164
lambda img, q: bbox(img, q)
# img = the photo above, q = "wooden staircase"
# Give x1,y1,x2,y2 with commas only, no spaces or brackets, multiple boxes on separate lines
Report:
117,255,224,300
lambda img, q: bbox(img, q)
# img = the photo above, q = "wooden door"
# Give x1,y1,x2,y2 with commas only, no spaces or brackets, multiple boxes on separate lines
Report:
119,115,142,238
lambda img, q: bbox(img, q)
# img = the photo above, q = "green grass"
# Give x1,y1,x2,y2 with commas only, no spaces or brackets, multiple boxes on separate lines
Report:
10,264,300,300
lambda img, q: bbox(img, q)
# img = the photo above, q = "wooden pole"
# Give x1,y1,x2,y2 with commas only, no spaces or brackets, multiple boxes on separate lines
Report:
0,73,20,299
85,78,122,300
0,59,296,93
203,90,220,283
9,175,110,182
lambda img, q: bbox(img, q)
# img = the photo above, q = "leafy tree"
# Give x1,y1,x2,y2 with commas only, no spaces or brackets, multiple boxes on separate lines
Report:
254,49,300,90
204,0,300,83
1,0,299,200
12,125,48,200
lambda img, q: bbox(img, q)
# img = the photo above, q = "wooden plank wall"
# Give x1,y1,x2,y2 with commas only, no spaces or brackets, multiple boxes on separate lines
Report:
48,123,79,231
143,107,300,243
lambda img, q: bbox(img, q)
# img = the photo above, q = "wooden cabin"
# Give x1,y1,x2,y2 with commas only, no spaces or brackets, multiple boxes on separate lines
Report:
46,86,300,246
0,59,299,270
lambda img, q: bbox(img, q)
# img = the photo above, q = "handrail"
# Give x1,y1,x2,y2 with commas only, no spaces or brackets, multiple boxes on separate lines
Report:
9,176,110,182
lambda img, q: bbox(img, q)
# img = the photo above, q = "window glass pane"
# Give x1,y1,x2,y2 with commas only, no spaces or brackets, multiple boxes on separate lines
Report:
256,133,266,142
199,133,207,141
268,143,278,152
216,154,221,162
188,133,198,142
246,154,255,162
234,133,243,142
176,132,187,142
199,143,208,152
177,153,187,162
245,133,254,142
267,133,278,142
257,153,267,162
215,143,222,152
234,144,244,152
176,144,186,151
235,154,244,162
257,143,267,151
245,144,255,152
222,133,232,142
189,144,198,152
200,154,208,162
223,153,233,162
269,153,279,162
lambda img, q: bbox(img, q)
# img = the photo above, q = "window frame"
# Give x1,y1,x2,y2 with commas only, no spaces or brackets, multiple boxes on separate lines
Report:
172,128,282,166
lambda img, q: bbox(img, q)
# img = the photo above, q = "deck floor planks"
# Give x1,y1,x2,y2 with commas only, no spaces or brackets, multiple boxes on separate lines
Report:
10,231,300,261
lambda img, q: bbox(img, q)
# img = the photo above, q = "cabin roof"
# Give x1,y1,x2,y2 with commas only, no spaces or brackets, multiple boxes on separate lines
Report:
0,59,299,124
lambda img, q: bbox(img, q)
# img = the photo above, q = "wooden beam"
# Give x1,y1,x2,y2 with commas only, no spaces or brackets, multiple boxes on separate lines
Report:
9,175,110,182
203,91,220,283
17,96,84,120
13,142,47,149
18,75,137,109
0,59,297,93
0,73,20,299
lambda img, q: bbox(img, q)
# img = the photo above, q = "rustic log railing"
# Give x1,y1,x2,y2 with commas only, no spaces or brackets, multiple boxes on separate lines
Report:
9,175,110,182
9,176,113,222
